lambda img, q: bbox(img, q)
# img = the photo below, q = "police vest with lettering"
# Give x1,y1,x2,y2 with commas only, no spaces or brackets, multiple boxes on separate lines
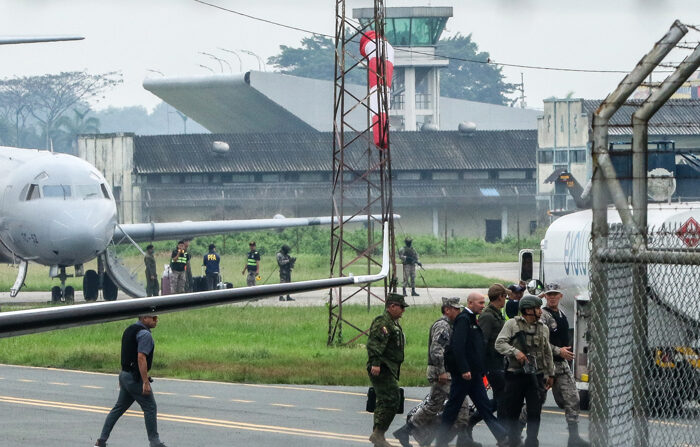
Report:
121,323,154,373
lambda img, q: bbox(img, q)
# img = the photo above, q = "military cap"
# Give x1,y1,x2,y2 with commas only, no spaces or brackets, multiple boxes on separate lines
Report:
387,293,409,308
518,295,543,311
441,297,463,309
404,237,412,243
544,283,562,294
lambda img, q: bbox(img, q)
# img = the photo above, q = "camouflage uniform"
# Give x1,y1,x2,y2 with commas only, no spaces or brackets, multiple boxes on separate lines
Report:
409,316,471,446
398,245,419,289
144,252,159,297
367,308,405,434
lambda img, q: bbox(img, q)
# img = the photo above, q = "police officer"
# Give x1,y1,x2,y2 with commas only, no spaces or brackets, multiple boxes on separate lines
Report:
276,244,296,301
241,241,260,287
540,284,589,447
94,314,167,447
398,237,422,297
393,297,476,447
367,293,408,447
144,244,159,297
504,284,525,319
495,296,554,447
203,243,221,291
435,293,508,447
170,240,190,294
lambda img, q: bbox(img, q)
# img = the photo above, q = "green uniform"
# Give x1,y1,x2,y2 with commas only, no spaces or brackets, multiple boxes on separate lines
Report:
366,310,405,431
144,253,159,297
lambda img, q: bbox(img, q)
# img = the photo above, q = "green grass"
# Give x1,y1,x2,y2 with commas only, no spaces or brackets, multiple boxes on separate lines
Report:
0,304,448,386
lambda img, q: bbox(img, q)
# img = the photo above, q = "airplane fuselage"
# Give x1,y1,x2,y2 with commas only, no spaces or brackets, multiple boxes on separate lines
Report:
0,146,117,267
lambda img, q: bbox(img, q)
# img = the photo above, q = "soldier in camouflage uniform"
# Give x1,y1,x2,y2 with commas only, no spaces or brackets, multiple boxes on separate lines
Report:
366,293,408,447
398,238,421,297
495,296,555,447
540,284,589,447
144,244,159,297
392,298,477,447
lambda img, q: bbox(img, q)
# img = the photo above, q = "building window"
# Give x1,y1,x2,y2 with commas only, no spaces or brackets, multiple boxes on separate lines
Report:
185,175,203,184
230,174,253,183
488,170,498,179
420,171,433,180
433,171,459,180
299,172,324,182
463,171,489,179
396,172,421,181
570,150,586,163
538,150,554,164
210,174,221,183
261,174,279,182
161,175,175,184
555,151,569,163
499,171,527,179
285,173,300,182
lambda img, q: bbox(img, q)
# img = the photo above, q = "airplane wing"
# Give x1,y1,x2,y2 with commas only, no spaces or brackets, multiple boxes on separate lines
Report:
114,214,395,243
0,36,84,45
0,223,390,338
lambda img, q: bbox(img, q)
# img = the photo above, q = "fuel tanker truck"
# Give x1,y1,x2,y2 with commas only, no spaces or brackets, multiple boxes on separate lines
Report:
519,203,700,412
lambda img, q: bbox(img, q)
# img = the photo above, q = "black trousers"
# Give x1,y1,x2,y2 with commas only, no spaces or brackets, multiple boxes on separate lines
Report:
436,372,507,445
469,369,507,424
502,372,546,447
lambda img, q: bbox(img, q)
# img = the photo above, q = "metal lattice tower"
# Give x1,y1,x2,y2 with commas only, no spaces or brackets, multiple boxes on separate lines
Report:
328,0,397,346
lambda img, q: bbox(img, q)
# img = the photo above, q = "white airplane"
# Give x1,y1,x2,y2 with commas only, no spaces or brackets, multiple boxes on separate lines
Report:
519,203,700,411
0,146,387,301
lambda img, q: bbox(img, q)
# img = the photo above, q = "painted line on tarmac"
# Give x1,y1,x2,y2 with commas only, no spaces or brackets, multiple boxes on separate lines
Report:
242,383,422,403
0,395,376,444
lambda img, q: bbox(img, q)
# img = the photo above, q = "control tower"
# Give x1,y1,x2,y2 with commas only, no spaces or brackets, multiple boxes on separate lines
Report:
353,6,452,131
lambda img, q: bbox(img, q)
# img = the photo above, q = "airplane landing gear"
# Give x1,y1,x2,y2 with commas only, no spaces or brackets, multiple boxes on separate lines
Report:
49,266,76,304
51,286,62,303
83,270,99,302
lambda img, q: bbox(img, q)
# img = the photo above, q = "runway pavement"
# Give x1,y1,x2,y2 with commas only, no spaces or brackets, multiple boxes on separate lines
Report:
0,364,586,447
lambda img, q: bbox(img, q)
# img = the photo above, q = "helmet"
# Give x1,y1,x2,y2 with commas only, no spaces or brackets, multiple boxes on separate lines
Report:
404,237,413,245
281,245,290,253
518,295,542,312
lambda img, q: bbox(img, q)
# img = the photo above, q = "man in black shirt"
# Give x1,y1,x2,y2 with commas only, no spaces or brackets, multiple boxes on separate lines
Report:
94,315,167,447
203,243,221,291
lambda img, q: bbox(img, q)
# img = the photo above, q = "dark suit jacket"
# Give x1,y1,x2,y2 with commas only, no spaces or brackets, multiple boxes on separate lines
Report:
450,309,486,377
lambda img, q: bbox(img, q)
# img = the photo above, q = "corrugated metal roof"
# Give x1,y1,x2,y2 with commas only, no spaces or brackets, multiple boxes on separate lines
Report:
133,130,537,174
582,99,700,135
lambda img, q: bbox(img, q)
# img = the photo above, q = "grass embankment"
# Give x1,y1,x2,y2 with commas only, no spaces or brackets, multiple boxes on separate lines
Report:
1,304,446,387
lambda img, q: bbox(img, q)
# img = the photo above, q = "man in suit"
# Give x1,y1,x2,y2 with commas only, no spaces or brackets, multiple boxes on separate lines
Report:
434,292,509,447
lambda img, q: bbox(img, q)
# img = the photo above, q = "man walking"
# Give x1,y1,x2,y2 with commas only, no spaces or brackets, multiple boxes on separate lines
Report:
540,284,589,447
366,293,408,447
144,244,159,297
93,314,167,447
241,241,260,287
393,297,477,447
169,240,190,294
496,296,555,447
465,284,509,436
203,243,221,291
434,293,509,447
398,237,421,297
276,244,296,301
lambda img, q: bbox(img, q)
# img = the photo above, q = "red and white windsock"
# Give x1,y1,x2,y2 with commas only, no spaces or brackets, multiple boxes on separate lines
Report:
360,30,394,149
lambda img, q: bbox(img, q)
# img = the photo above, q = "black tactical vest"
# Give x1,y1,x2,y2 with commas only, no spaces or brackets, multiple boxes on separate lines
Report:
543,307,569,362
121,323,154,373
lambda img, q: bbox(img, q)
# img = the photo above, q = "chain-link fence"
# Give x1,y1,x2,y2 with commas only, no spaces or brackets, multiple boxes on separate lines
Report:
589,218,700,446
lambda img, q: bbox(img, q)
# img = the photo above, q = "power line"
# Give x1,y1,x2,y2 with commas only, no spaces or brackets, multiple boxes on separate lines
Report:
193,0,692,75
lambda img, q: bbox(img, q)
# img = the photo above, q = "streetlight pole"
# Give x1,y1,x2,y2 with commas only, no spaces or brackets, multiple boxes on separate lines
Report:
200,51,231,73
241,49,265,71
218,48,243,72
198,64,215,74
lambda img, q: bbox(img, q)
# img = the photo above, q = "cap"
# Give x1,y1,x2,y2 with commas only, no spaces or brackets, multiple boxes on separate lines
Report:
249,241,256,246
208,243,216,250
487,283,508,300
518,295,543,311
139,312,158,318
544,283,562,294
146,244,154,250
387,293,409,308
441,297,463,309
507,284,525,293
404,237,413,243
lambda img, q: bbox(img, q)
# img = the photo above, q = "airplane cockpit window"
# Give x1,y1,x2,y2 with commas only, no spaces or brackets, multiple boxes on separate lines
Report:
100,183,110,199
42,185,71,199
26,184,40,200
75,184,103,200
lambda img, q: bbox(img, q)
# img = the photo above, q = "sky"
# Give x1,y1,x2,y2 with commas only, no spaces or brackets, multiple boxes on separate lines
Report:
1,0,699,112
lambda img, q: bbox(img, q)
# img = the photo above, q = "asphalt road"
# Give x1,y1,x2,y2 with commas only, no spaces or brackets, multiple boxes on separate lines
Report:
0,364,586,447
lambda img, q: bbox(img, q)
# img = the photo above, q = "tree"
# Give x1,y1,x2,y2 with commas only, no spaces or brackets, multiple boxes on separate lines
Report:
52,107,101,154
0,71,122,150
268,34,365,85
437,33,516,105
0,78,35,147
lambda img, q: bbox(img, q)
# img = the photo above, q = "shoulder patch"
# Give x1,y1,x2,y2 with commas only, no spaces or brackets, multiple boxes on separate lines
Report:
381,326,389,335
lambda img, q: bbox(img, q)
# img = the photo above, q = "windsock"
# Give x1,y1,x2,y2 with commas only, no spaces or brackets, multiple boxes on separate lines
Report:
360,30,394,149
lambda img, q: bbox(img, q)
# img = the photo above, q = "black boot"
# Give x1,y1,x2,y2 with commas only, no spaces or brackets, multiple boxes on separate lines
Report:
567,422,590,447
279,296,285,301
286,295,295,301
392,423,412,447
402,287,407,296
411,288,419,296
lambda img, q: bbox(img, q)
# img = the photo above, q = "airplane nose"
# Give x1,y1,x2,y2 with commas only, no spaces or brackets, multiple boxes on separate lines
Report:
49,204,116,264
